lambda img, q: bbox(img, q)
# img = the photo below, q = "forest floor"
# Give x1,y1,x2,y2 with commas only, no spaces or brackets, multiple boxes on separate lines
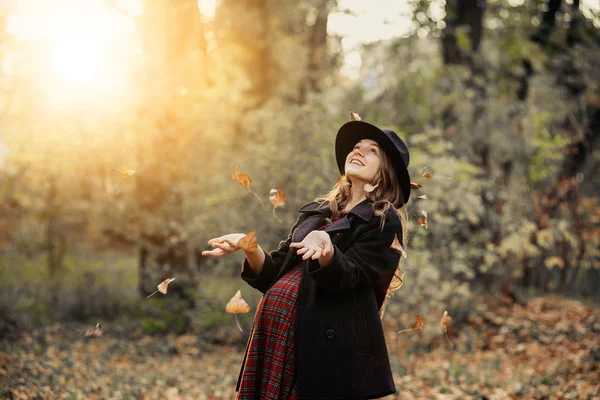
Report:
1,295,598,400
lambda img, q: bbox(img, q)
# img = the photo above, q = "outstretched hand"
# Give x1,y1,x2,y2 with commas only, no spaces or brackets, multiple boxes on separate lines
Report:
290,230,334,262
202,233,246,257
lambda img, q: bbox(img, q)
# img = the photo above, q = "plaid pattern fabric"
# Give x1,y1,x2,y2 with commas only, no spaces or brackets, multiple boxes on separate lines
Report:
237,211,347,400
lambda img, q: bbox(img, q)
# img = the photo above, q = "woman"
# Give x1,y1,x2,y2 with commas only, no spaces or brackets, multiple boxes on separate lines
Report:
203,119,411,399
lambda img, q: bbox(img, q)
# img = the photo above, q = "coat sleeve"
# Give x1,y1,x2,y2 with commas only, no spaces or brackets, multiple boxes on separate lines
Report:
240,213,304,294
306,211,402,293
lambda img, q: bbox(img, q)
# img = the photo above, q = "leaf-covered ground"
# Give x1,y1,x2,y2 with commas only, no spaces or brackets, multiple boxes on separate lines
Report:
1,295,598,400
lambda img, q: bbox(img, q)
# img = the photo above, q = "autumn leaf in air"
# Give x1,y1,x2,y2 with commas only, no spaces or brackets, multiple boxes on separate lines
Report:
238,231,258,252
416,195,427,200
85,323,103,338
349,111,362,121
226,290,250,332
146,277,176,298
390,234,407,259
116,166,136,179
440,310,453,346
415,210,428,229
364,182,379,193
232,166,264,207
410,182,422,190
398,315,423,334
269,189,286,221
422,166,433,179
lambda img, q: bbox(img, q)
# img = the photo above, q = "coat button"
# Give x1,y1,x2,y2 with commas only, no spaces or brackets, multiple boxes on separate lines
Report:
325,329,335,339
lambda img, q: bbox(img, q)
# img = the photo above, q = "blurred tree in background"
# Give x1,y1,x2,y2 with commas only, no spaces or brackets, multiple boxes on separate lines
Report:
0,0,598,336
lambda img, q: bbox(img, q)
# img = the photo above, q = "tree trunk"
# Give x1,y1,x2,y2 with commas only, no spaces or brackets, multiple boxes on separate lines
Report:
442,0,486,64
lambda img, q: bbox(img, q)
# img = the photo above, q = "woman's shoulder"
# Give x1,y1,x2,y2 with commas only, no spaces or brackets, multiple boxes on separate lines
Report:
298,200,329,213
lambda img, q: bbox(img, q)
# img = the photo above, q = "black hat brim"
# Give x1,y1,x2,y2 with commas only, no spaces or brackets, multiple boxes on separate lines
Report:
335,121,411,205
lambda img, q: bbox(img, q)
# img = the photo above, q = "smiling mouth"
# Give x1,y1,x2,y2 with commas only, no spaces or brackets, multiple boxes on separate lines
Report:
349,159,364,166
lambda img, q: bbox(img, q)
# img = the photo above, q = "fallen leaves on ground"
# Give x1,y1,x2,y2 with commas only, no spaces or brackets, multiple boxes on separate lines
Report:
1,296,598,399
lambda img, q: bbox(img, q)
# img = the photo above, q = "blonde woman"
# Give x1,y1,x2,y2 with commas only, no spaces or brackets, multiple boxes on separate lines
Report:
203,120,411,399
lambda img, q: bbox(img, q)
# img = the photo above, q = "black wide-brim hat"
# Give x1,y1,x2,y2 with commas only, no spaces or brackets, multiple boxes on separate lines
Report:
335,121,411,206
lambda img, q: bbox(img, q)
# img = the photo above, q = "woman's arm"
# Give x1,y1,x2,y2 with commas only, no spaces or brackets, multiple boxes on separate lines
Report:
306,212,402,293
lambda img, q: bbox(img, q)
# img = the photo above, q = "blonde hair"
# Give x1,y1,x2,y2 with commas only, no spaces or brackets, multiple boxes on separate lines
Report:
317,147,409,318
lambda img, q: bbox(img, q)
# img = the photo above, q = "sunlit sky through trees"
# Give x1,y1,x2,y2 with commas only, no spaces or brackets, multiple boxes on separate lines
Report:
3,0,600,87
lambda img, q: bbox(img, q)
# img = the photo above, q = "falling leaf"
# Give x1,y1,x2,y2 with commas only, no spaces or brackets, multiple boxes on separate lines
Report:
440,310,453,346
398,315,423,334
238,231,258,252
349,111,361,121
232,165,252,190
232,166,264,207
390,234,407,259
416,195,427,200
226,290,250,332
226,290,250,314
269,189,286,208
337,176,344,186
364,181,379,193
146,277,176,298
410,182,422,189
84,323,103,338
440,310,451,333
116,166,136,179
422,166,433,179
415,210,428,229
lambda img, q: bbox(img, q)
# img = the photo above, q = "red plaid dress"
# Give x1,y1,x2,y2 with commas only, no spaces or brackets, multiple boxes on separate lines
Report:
237,212,346,400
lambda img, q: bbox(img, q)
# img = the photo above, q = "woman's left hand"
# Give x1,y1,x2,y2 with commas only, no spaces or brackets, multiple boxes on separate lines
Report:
290,230,334,262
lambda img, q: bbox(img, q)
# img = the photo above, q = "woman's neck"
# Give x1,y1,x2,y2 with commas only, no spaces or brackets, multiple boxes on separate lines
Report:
343,182,367,212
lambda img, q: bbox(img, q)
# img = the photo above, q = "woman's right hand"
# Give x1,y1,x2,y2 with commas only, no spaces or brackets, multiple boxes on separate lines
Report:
201,233,247,257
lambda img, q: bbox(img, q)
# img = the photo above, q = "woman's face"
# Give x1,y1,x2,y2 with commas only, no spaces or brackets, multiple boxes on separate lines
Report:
344,139,381,184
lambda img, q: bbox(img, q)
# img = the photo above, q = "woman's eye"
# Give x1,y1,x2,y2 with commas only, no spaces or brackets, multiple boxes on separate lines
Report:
370,148,377,153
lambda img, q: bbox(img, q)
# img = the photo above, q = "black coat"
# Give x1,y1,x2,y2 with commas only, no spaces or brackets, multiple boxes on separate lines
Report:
238,199,402,399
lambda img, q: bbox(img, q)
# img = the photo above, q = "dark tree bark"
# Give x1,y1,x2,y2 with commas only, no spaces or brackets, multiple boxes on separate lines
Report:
306,0,334,95
531,0,563,46
442,0,486,64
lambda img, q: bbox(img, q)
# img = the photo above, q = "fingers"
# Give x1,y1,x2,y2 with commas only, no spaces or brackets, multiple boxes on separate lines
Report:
201,248,225,257
311,250,322,260
302,248,316,260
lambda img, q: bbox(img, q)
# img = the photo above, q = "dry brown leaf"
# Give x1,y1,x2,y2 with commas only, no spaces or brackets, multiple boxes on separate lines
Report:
232,166,264,207
416,195,427,200
226,290,250,333
440,310,453,346
364,182,379,193
158,278,176,294
146,278,176,298
440,310,451,333
390,234,407,259
238,231,258,252
269,189,286,208
422,166,433,179
398,315,423,334
84,323,103,338
117,166,136,179
232,166,252,190
225,290,250,314
415,210,428,229
349,111,362,121
410,182,422,189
